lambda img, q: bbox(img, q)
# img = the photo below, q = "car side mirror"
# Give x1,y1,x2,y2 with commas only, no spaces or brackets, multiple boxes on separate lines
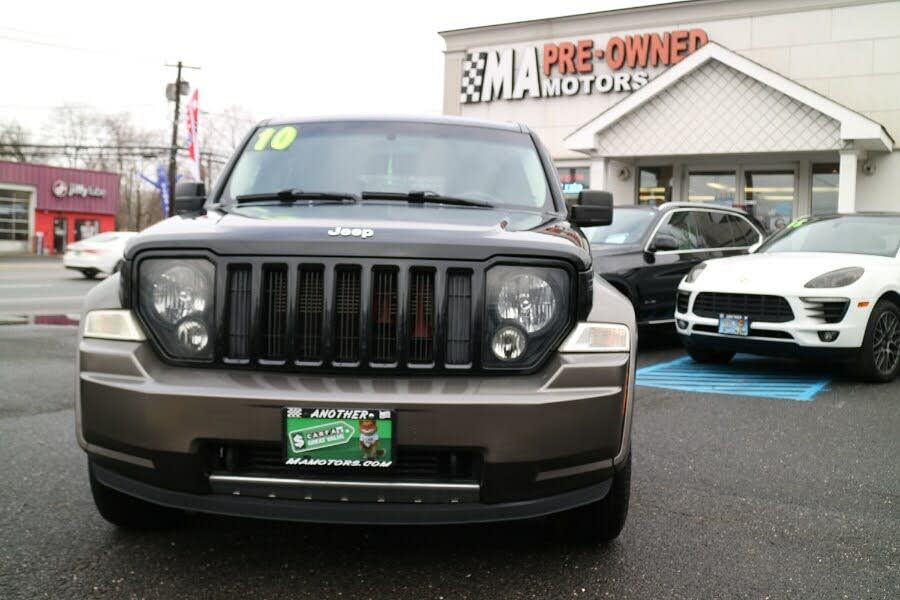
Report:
649,234,680,252
569,190,613,227
173,182,207,215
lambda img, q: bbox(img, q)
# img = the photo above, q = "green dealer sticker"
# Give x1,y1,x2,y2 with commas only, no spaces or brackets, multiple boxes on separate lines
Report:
284,408,393,468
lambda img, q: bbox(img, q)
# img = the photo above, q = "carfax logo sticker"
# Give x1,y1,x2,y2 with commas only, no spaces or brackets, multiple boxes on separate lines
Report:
460,29,707,103
288,421,356,454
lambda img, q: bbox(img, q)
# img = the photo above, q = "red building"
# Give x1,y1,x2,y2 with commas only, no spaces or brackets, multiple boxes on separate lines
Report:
0,161,121,255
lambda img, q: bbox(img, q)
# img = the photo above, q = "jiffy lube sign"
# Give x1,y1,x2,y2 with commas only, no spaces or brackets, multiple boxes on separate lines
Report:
460,29,708,103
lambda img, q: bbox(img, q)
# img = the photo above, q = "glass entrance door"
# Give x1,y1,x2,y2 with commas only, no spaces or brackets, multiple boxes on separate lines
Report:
743,170,795,232
687,171,737,206
53,217,68,255
685,165,797,234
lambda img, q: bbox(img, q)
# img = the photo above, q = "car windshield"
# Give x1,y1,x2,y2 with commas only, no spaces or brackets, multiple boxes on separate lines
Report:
218,121,553,211
758,215,900,257
582,209,655,245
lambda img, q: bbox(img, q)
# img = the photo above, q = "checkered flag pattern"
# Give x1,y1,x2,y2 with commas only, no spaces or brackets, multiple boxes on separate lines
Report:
460,51,486,104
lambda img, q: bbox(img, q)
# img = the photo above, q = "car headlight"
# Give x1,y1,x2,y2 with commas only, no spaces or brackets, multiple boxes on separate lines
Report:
484,265,570,368
497,273,557,333
138,258,215,359
684,262,706,284
804,266,864,288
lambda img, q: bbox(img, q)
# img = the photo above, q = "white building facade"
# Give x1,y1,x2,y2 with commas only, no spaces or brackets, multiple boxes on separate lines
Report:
440,0,900,231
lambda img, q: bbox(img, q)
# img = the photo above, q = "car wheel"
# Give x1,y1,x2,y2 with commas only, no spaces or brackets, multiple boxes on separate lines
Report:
685,346,735,364
81,269,98,279
853,299,900,383
89,462,187,530
113,260,123,274
557,453,630,544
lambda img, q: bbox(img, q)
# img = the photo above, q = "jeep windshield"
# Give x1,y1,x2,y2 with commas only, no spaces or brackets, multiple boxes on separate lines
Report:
217,120,554,212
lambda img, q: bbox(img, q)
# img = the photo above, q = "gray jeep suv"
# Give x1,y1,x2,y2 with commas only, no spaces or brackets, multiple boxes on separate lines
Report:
76,116,636,542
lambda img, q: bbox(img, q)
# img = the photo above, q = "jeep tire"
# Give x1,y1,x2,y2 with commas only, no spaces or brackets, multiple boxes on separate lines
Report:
558,452,630,544
89,462,186,530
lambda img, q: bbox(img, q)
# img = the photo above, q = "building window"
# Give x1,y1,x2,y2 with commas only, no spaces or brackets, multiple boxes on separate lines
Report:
0,188,31,241
687,171,736,206
744,170,795,232
75,219,100,241
811,163,839,215
639,166,673,205
557,167,590,205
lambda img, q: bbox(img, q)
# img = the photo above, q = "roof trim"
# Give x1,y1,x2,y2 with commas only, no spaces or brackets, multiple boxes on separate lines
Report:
564,42,894,154
262,114,524,132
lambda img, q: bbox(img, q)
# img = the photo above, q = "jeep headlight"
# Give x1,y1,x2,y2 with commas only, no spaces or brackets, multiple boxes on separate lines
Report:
496,273,557,333
139,258,215,359
484,266,569,368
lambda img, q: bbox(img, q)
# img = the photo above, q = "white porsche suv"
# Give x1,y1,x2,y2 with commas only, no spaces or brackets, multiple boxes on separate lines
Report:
676,214,900,382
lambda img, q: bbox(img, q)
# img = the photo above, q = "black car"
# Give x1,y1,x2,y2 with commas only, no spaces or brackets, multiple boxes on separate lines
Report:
583,203,765,326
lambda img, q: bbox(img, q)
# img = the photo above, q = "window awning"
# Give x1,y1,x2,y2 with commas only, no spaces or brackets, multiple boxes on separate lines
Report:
564,42,893,157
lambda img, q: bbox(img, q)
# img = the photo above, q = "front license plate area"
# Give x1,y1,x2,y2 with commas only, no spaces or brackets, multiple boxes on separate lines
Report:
283,408,394,469
718,313,750,336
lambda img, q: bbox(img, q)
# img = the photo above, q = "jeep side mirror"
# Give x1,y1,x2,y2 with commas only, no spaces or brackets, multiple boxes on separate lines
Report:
569,190,613,227
173,181,207,215
649,234,680,252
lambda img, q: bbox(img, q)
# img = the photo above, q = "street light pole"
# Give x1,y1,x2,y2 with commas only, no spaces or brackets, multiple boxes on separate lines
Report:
166,61,183,218
165,60,200,218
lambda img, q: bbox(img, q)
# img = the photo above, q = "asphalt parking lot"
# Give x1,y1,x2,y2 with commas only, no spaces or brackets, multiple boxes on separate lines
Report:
1,259,897,599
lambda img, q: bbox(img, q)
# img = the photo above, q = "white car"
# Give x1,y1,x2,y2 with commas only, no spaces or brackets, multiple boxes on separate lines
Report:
62,231,138,279
676,214,900,382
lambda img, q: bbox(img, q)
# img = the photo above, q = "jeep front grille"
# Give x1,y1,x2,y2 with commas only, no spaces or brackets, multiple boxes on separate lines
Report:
334,266,362,363
446,271,472,365
371,268,398,363
296,266,324,360
219,259,477,371
226,266,252,358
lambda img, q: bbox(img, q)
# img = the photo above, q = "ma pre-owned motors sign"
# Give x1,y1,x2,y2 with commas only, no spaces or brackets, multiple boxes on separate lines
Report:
460,29,708,103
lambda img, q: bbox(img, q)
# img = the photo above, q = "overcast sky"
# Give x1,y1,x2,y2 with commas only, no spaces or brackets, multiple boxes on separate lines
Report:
1,0,667,138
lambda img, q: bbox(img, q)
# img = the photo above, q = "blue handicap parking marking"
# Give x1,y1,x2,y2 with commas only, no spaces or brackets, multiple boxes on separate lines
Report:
636,354,831,402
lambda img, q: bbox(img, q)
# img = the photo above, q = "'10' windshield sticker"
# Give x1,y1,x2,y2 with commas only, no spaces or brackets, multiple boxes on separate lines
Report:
253,126,297,151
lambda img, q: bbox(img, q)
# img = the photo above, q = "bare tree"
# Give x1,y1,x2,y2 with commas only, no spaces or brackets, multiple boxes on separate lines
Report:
0,120,32,162
5,103,252,230
202,105,255,186
47,104,98,168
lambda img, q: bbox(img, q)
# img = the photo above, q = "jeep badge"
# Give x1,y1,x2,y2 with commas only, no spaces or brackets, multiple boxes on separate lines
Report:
327,226,374,239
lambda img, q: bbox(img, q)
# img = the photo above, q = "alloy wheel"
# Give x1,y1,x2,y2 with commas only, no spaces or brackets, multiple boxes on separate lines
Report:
872,310,900,375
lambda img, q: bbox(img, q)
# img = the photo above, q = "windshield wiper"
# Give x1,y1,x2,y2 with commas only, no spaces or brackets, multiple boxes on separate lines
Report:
361,190,492,208
236,189,359,204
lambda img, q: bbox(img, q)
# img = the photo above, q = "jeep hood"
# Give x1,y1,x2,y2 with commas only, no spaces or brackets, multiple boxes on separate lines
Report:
125,204,592,270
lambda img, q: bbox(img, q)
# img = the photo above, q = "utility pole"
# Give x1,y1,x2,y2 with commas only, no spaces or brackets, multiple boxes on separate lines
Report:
165,60,200,217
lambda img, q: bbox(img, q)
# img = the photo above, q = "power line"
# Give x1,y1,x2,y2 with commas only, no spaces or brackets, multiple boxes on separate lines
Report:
0,31,158,61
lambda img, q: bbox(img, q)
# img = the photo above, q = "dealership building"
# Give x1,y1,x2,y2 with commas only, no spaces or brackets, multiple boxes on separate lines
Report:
440,0,900,230
0,161,120,255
